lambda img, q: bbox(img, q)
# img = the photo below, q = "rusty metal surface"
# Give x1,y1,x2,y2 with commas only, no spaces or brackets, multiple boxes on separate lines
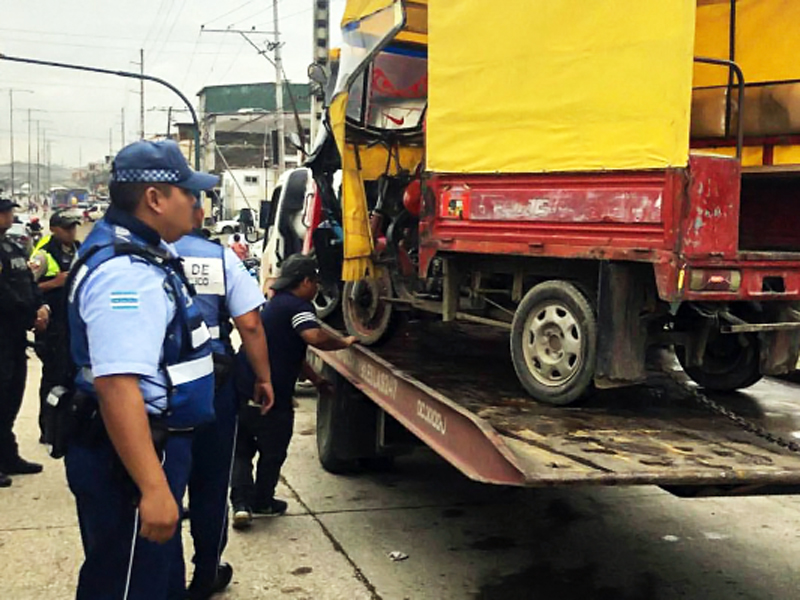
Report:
315,319,800,488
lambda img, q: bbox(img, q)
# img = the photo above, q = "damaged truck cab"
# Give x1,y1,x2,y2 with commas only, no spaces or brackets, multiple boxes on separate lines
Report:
311,0,800,406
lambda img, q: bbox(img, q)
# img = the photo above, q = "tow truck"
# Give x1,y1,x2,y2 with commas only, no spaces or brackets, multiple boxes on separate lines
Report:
304,0,800,496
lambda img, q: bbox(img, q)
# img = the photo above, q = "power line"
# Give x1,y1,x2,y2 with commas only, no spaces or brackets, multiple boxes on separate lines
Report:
201,0,259,28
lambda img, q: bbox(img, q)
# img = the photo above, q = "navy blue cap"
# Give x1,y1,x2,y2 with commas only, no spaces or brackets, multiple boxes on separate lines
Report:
0,198,20,212
111,140,219,193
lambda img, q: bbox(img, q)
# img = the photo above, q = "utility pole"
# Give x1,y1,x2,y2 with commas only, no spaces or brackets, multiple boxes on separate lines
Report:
9,90,14,196
4,88,34,197
139,49,145,139
310,0,330,145
35,121,40,201
272,0,285,173
27,109,31,198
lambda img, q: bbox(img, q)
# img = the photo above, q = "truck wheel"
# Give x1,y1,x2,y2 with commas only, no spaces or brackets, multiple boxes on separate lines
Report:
316,374,359,474
510,281,597,405
342,270,394,345
677,333,762,391
316,369,383,474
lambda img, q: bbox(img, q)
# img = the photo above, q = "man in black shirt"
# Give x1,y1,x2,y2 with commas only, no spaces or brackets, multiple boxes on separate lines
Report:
230,254,355,527
0,198,50,485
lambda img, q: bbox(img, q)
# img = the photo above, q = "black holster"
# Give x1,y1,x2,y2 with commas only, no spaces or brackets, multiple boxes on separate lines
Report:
41,387,97,459
212,352,235,390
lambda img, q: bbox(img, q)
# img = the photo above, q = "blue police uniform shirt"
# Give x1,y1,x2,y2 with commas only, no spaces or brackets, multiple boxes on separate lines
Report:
235,290,320,408
174,235,264,353
77,245,179,415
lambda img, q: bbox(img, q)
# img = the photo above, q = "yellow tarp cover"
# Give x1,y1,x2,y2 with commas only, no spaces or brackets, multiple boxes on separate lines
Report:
695,0,800,87
330,93,376,281
342,0,395,26
427,1,697,174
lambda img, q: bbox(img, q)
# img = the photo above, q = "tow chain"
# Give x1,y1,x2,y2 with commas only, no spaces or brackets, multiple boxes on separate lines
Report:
660,364,800,455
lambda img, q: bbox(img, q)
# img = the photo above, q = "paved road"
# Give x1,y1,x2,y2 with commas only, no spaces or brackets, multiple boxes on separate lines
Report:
4,353,800,599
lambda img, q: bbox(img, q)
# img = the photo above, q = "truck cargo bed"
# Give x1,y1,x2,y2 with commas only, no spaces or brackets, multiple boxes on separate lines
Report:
309,320,800,491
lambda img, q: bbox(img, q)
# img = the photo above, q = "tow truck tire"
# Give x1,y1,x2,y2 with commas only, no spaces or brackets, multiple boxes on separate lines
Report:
316,376,358,474
316,369,382,474
342,271,394,346
511,280,597,406
677,333,762,391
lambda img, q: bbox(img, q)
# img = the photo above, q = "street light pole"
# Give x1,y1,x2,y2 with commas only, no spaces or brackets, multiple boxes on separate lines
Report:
0,53,202,169
272,0,285,173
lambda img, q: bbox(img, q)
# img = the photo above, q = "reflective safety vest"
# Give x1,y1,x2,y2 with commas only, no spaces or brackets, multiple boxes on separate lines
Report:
31,234,61,278
173,232,231,356
67,218,215,429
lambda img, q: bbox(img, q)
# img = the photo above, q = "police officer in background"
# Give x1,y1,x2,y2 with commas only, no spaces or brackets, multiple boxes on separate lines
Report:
0,198,49,487
174,200,274,599
65,140,218,599
32,210,82,441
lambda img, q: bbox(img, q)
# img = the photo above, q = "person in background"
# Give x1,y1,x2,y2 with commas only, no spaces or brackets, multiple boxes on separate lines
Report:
0,197,50,486
229,233,249,261
32,211,82,442
230,254,356,528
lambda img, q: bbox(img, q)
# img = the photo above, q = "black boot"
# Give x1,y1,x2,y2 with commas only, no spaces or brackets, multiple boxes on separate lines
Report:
187,562,233,599
0,471,11,487
1,456,43,475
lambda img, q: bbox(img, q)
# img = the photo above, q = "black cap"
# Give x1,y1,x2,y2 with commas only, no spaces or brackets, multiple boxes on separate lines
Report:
0,198,20,212
271,254,319,291
50,211,82,228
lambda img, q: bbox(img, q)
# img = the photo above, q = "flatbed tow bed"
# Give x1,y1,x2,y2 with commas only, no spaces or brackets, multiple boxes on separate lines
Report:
309,321,800,495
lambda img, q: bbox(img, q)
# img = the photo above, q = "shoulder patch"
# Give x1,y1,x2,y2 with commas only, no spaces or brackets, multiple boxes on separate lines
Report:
110,291,139,311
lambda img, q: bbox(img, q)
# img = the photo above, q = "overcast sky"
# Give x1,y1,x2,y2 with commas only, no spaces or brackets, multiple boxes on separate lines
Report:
0,0,347,170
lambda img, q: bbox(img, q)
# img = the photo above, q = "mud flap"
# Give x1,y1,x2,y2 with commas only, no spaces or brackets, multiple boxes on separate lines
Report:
595,262,653,388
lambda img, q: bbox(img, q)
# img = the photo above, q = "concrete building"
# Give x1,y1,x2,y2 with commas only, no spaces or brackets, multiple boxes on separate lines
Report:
197,82,311,177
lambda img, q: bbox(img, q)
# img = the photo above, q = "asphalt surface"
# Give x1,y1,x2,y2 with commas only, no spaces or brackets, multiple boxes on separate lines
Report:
5,354,800,599
4,221,800,599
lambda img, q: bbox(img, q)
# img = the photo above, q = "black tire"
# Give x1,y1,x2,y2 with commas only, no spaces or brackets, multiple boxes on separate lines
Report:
342,271,394,346
316,377,358,474
510,280,597,406
221,226,234,234
677,333,762,391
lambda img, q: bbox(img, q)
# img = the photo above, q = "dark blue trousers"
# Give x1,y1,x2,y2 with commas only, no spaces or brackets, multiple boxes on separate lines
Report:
187,376,238,587
65,432,193,600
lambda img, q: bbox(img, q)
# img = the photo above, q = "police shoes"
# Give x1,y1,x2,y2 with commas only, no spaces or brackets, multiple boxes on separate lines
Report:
1,456,43,475
187,562,233,599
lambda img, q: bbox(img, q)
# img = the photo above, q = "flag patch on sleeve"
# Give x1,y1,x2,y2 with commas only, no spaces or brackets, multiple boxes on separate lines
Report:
110,291,139,311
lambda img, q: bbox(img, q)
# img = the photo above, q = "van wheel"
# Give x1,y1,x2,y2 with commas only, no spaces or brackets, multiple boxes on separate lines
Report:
314,283,341,320
511,280,597,405
677,332,762,391
342,270,394,345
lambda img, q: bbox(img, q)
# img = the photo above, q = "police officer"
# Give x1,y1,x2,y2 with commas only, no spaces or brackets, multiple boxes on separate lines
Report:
0,198,49,486
32,210,81,440
65,140,218,600
174,201,274,599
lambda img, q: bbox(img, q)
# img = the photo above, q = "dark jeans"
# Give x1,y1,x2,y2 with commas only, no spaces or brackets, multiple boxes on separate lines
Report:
230,405,294,508
0,333,28,463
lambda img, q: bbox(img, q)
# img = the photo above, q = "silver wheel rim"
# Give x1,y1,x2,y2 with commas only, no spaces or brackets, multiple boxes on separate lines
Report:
313,289,337,314
522,302,583,387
